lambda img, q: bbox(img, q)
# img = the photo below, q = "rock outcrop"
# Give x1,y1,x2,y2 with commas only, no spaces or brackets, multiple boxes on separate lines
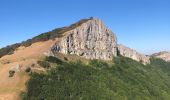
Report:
51,18,117,60
151,51,170,62
50,17,150,64
117,44,150,65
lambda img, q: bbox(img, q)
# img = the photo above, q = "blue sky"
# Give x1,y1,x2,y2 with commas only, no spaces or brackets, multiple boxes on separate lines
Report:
0,0,170,54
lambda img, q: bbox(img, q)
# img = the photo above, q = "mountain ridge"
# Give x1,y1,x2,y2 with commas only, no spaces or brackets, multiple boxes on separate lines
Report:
0,18,93,58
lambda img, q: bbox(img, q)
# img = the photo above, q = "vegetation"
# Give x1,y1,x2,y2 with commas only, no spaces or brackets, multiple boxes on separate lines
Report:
0,43,20,58
45,56,63,65
25,67,31,73
37,61,50,69
9,70,15,77
22,56,170,100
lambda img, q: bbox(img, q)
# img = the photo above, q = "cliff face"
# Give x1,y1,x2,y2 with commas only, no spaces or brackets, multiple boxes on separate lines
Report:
151,51,170,62
51,18,117,60
117,44,150,65
49,18,150,64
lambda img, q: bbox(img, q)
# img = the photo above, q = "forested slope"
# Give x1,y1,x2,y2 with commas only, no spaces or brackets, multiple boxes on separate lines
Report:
22,56,170,100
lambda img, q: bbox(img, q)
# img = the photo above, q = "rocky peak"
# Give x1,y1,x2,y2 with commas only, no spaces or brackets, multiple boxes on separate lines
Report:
151,51,170,62
51,18,117,60
50,17,150,64
117,44,150,65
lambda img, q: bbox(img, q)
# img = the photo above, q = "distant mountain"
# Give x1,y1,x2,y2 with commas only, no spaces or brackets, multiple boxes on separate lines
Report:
151,51,170,62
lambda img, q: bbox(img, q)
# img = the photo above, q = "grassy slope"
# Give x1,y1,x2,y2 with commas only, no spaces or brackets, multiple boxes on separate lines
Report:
22,56,170,100
0,18,91,58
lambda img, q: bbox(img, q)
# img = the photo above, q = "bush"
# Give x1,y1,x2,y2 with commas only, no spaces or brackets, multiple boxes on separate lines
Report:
21,39,32,47
25,67,31,73
45,56,63,64
37,61,50,69
9,70,15,77
31,63,35,67
89,59,109,69
64,57,68,61
0,43,20,58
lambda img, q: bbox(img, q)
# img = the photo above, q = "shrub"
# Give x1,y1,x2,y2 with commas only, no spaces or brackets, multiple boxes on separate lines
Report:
25,67,31,73
9,70,15,77
89,59,109,69
37,61,50,69
45,56,63,64
31,63,35,67
64,57,68,61
0,43,20,58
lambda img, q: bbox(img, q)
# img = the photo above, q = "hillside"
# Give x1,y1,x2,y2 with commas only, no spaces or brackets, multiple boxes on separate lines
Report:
22,56,170,100
0,18,91,58
0,40,56,100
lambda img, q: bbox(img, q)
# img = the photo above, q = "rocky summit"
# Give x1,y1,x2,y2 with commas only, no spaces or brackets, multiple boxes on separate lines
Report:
50,18,150,64
151,51,170,62
51,18,117,60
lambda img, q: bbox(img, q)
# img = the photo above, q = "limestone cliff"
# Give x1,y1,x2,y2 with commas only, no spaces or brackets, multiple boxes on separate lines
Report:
151,51,170,62
49,18,150,64
51,18,117,60
117,44,150,65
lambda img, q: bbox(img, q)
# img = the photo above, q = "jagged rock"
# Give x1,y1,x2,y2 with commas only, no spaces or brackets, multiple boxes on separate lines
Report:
117,44,150,65
49,17,151,64
51,18,117,60
151,51,170,62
